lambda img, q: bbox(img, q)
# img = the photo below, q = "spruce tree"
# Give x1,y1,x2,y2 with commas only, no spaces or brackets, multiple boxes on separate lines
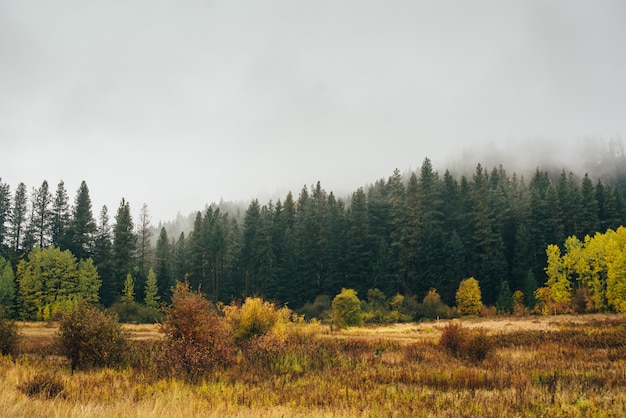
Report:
111,199,136,304
0,179,11,253
9,183,28,259
50,181,71,249
68,181,96,260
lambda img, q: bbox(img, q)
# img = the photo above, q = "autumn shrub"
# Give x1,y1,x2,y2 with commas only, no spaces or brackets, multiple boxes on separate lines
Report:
439,322,467,358
439,322,493,362
0,307,20,356
417,288,451,319
57,302,129,371
18,372,66,399
332,288,362,328
159,282,235,381
224,297,291,347
465,329,492,362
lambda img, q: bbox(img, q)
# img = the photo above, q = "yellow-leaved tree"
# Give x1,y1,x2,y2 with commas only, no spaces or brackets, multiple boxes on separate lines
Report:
455,277,482,316
544,244,572,311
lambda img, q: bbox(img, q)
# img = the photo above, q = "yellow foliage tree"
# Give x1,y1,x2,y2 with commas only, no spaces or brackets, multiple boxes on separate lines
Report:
544,244,571,311
455,277,482,316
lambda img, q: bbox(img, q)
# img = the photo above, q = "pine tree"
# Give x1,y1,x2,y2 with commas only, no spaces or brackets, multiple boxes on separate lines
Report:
155,227,172,302
94,206,115,306
0,179,11,253
50,181,70,249
68,181,96,260
9,183,28,257
579,174,599,237
121,273,135,304
136,203,153,292
32,180,52,248
144,268,160,309
111,199,136,304
0,256,15,312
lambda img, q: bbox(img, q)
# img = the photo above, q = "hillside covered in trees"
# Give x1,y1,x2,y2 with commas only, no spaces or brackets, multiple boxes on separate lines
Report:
2,151,626,320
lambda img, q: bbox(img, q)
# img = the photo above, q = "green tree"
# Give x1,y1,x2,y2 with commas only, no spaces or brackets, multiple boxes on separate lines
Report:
154,227,172,302
50,181,70,249
0,179,10,253
67,181,97,260
144,268,160,309
121,273,135,304
136,203,153,299
31,180,52,248
496,280,513,314
0,256,15,312
16,246,101,320
456,277,483,316
111,199,136,304
93,205,115,306
9,182,28,256
332,288,362,328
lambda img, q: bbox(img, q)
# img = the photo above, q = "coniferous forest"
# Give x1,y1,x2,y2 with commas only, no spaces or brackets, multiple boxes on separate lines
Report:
2,151,626,320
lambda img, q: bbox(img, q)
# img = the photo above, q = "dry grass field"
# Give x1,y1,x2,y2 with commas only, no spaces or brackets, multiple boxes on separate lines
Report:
2,313,626,417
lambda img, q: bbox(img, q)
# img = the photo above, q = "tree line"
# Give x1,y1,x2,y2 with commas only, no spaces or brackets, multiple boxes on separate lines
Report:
1,156,626,319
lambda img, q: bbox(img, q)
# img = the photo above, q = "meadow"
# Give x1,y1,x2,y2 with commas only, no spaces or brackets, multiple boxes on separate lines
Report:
1,313,626,417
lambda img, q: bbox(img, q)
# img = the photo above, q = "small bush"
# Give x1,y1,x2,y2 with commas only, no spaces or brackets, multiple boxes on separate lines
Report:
332,288,362,329
439,322,493,363
18,372,66,399
0,307,20,356
465,329,492,362
224,297,290,346
439,322,468,358
57,302,129,371
159,282,235,381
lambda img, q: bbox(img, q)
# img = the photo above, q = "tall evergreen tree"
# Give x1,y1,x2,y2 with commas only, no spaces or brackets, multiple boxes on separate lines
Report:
155,227,173,301
68,181,96,260
345,187,370,294
0,179,11,254
50,181,71,249
9,183,28,258
28,181,53,249
135,203,153,301
579,173,599,237
94,205,115,306
111,199,136,304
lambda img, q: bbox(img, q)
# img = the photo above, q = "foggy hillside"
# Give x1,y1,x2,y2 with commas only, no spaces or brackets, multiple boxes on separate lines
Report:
155,137,626,240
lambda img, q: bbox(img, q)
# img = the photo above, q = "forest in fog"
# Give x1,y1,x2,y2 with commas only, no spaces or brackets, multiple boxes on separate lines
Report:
2,146,626,320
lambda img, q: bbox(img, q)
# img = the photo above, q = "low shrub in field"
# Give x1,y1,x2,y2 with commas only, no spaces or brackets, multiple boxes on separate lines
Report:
57,302,129,371
439,322,467,358
0,307,20,356
159,282,235,381
439,322,493,362
225,297,324,374
18,372,65,399
224,297,292,347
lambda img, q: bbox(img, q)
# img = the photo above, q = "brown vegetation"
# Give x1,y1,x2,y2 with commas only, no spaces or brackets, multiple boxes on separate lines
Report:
2,313,626,417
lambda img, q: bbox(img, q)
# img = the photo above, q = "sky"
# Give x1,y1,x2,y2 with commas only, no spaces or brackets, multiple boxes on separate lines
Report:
1,0,625,223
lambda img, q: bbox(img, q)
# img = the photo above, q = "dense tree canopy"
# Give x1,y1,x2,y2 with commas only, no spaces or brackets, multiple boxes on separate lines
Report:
2,154,626,319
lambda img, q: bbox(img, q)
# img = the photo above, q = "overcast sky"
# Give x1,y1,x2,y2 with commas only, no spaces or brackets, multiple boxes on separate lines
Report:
1,1,625,223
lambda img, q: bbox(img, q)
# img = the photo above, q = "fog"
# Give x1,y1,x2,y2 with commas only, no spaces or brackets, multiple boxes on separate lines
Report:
1,1,625,222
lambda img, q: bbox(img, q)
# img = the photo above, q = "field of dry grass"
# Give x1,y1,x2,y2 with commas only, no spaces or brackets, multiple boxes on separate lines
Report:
2,313,626,417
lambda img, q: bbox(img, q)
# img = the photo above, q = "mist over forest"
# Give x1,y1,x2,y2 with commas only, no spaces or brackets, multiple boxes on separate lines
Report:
2,137,626,320
159,137,626,237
